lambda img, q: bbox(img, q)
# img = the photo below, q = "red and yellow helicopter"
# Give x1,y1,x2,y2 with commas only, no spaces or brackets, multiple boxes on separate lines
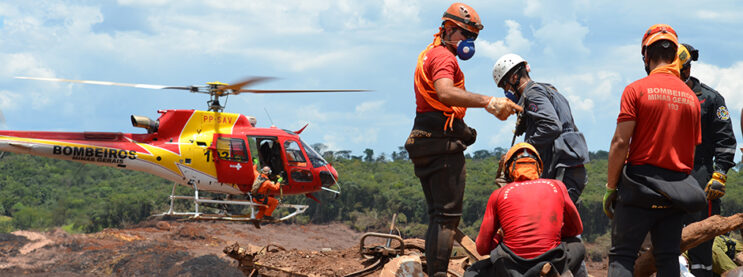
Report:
1,76,366,224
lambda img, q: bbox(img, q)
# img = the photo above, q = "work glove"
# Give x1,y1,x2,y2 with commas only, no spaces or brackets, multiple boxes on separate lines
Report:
485,97,523,121
276,176,284,184
603,185,617,220
705,171,726,200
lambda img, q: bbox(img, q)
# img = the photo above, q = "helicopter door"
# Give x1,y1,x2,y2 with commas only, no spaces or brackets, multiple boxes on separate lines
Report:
211,134,255,187
281,139,313,184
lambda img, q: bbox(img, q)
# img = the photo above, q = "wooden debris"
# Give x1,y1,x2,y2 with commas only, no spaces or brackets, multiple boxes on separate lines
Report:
634,214,743,276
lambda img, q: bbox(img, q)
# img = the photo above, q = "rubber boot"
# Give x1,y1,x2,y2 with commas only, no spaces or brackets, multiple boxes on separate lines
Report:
425,215,459,276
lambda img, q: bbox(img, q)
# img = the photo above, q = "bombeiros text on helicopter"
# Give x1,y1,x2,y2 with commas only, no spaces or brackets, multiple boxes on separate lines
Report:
1,76,368,226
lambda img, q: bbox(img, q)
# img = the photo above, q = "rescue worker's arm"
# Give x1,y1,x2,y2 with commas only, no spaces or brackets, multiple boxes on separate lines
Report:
261,180,281,194
523,89,562,147
559,180,583,237
476,189,502,256
607,121,636,189
710,95,737,173
434,78,522,118
434,78,490,107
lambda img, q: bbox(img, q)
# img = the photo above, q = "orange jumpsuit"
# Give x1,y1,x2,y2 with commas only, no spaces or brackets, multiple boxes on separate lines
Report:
252,173,280,219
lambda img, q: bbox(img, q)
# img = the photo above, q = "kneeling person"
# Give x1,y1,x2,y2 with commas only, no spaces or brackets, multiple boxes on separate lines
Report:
251,166,282,221
469,143,585,277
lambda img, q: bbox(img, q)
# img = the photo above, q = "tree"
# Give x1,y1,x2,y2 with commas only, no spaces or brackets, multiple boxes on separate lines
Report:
312,143,328,154
392,146,409,161
376,152,387,162
335,150,352,160
363,148,374,162
472,150,491,160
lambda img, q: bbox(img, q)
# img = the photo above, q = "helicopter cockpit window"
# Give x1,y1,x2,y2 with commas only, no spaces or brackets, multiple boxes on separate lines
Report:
216,137,249,162
300,139,328,168
283,140,307,166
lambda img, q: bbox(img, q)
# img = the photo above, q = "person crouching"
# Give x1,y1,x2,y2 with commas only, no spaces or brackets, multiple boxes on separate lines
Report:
466,142,585,277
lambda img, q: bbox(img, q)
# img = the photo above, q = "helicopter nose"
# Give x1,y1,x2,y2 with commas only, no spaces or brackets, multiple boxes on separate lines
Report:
319,165,339,187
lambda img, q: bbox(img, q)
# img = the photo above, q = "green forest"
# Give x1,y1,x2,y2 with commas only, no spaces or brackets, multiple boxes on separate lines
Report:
2,146,743,244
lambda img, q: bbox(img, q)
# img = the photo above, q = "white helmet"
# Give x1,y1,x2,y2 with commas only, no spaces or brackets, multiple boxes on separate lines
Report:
492,54,526,87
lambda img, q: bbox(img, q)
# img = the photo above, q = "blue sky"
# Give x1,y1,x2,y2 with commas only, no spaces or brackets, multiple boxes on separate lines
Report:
2,0,743,158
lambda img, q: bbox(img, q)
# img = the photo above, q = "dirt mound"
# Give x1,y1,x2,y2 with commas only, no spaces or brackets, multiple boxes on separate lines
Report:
0,233,30,257
255,247,365,276
1,220,610,276
0,221,363,276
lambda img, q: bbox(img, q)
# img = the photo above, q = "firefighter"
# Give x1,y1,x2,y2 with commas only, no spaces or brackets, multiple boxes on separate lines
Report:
467,142,585,277
677,42,737,277
604,24,703,276
251,166,282,225
491,54,590,204
404,3,521,276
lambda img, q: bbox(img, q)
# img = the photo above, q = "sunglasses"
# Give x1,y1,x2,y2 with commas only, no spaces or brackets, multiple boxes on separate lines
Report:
458,28,478,40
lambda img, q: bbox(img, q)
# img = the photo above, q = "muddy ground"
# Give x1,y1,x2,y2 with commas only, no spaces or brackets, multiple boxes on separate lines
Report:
0,219,609,276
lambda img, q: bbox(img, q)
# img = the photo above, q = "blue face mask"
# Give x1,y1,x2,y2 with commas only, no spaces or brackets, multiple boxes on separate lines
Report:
457,39,475,60
504,89,519,103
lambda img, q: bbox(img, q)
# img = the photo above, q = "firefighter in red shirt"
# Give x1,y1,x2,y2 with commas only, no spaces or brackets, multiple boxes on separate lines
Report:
467,142,584,277
604,24,704,276
404,3,522,276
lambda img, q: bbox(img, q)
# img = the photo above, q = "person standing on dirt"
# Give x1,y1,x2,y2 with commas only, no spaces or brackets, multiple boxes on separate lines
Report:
675,42,737,277
404,3,522,276
491,54,590,204
468,142,585,277
603,24,703,276
251,166,283,224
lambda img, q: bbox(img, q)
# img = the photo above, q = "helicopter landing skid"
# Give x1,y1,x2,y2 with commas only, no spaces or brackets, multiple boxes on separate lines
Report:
155,182,309,223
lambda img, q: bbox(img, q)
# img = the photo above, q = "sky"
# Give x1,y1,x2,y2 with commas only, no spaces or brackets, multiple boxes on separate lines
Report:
2,0,743,158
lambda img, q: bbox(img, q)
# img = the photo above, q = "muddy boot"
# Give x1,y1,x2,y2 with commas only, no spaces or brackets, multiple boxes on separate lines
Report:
263,215,275,222
252,220,261,229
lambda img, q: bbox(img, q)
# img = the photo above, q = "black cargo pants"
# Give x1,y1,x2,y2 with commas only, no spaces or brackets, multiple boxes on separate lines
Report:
686,199,721,277
414,152,466,276
608,202,685,277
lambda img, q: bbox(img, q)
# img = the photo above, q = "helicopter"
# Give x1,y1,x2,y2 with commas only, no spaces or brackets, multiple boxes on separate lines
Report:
0,76,367,224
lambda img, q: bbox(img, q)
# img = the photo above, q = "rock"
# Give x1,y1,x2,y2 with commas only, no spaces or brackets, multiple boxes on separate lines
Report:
156,221,171,231
379,255,425,277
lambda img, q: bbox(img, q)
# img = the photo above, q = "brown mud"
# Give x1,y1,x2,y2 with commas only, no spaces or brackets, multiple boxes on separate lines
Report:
0,218,610,276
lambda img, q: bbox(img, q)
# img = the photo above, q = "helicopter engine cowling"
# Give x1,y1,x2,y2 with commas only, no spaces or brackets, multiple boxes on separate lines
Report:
130,115,159,134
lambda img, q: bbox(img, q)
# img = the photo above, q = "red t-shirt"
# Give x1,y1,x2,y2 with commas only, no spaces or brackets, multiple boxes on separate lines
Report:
414,45,465,113
617,72,701,173
475,179,583,258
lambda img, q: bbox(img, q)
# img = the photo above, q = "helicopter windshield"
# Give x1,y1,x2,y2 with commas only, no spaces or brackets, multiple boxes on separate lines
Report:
300,139,328,168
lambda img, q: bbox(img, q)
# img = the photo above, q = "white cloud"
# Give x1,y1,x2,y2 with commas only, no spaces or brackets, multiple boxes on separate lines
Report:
695,10,743,22
477,20,531,61
534,20,589,57
355,100,385,113
693,61,743,110
382,0,420,25
0,90,23,112
0,53,55,79
118,0,173,6
488,116,519,147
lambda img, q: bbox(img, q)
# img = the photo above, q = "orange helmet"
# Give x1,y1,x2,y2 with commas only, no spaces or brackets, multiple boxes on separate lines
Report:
442,3,483,35
503,142,543,182
641,24,678,54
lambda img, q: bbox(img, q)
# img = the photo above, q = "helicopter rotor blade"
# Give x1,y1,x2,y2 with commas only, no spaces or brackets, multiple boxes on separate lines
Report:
220,77,275,92
236,89,370,94
15,76,193,91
